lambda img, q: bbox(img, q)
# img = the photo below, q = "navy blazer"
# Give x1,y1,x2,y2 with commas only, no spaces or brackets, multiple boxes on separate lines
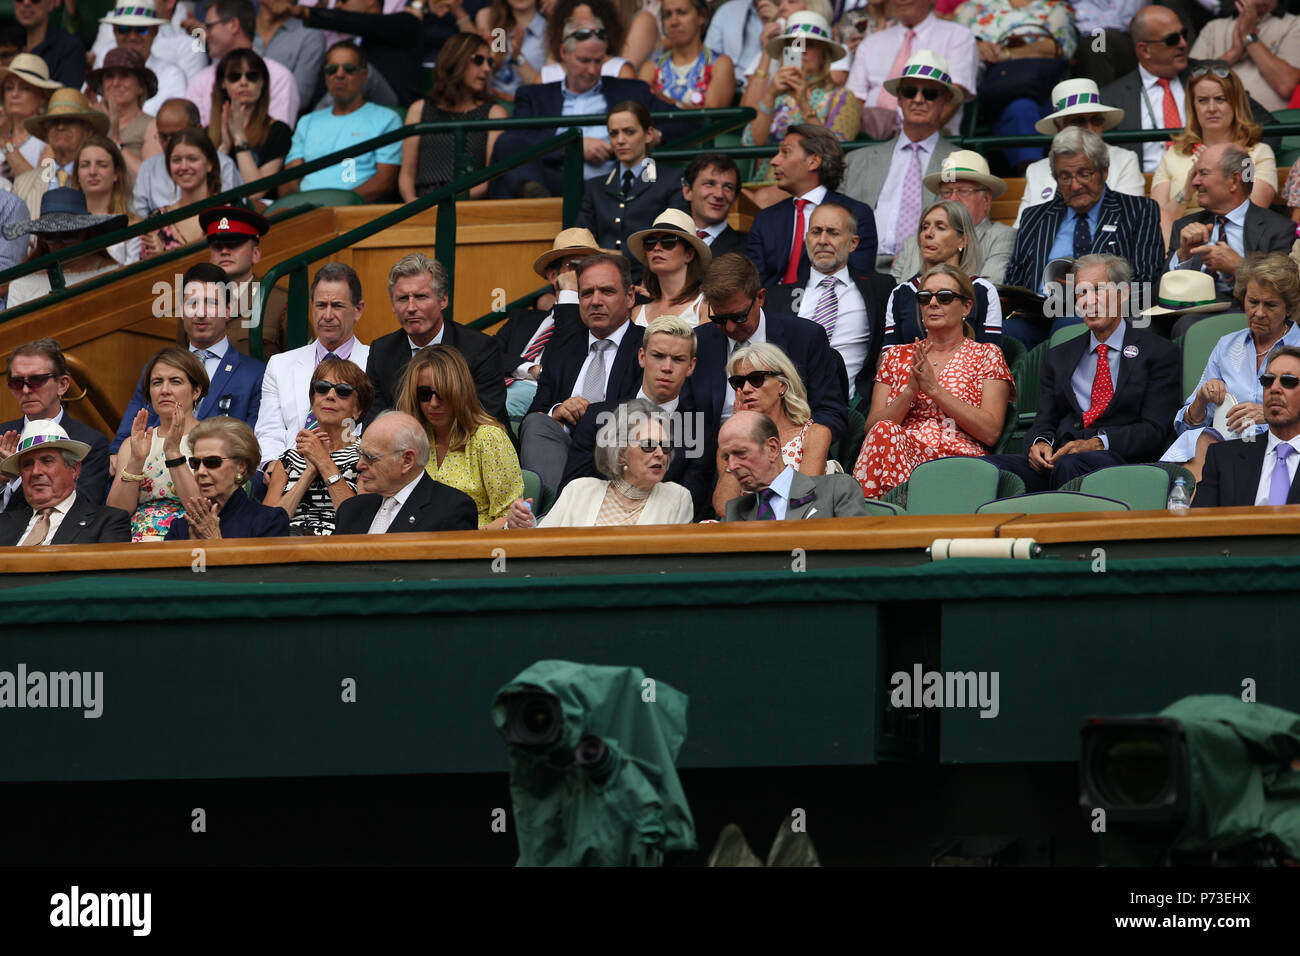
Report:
694,310,850,440
0,412,111,511
164,487,290,540
0,494,128,545
1004,188,1165,292
492,302,586,378
1028,323,1181,462
494,78,660,164
576,163,689,272
746,191,878,288
708,225,749,259
1193,436,1300,508
110,348,266,455
334,471,478,533
526,321,646,417
366,320,508,426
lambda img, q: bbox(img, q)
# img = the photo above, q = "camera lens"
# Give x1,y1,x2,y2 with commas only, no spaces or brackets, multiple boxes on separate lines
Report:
574,734,608,767
504,691,563,749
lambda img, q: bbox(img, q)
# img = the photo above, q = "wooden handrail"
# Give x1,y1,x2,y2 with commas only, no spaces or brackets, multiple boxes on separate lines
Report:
63,354,123,435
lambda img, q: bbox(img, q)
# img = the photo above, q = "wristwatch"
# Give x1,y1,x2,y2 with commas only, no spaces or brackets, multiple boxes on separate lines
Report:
230,142,251,154
325,473,343,486
3,141,13,155
1243,32,1260,47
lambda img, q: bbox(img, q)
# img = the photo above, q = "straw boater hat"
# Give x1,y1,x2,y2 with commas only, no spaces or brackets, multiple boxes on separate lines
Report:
1035,79,1125,135
883,50,966,106
1140,270,1231,318
923,150,1007,199
0,419,90,477
532,227,606,279
627,209,713,270
0,53,63,92
86,47,159,100
2,188,127,239
24,88,110,139
100,0,169,27
765,11,847,63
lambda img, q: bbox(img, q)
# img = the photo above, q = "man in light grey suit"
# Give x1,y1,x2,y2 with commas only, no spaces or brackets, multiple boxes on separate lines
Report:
720,411,866,521
890,150,1017,285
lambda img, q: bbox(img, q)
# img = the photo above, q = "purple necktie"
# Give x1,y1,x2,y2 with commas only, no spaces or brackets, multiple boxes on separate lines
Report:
1268,442,1294,505
755,487,778,520
893,142,923,255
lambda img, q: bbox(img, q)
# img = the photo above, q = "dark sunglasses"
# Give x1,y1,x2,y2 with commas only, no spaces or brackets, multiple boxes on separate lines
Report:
469,53,491,67
415,386,440,403
1260,373,1300,389
188,456,232,470
634,439,673,452
564,28,607,42
324,62,361,76
642,234,681,251
114,24,154,34
312,379,358,398
1190,60,1230,80
915,290,969,306
7,372,56,390
898,84,942,102
224,69,262,83
1152,28,1189,47
728,370,781,390
709,296,755,326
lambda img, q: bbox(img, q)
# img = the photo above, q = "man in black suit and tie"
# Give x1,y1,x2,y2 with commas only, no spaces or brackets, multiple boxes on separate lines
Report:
1195,347,1300,508
488,15,657,199
763,202,893,399
1,338,110,514
0,419,129,545
682,153,747,259
334,411,478,533
983,254,1182,490
366,253,508,426
519,252,646,490
746,124,878,288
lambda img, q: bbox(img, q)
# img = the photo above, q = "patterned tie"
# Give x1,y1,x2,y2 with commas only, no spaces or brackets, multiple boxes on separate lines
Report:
622,169,634,198
876,28,916,113
505,322,554,386
1211,214,1231,292
754,487,778,520
697,230,709,239
1155,77,1182,129
812,276,839,339
375,497,398,532
325,352,340,361
894,142,924,256
1083,343,1113,428
783,199,809,285
1073,212,1092,260
194,349,217,369
1268,443,1294,506
21,507,53,546
580,339,614,403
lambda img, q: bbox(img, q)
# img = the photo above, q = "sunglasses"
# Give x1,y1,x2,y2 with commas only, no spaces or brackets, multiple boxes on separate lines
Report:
1151,27,1189,47
1260,373,1300,389
7,372,56,391
469,53,491,67
915,290,969,306
312,379,358,398
642,234,681,252
324,62,361,76
898,84,942,102
114,25,154,34
188,456,232,470
634,439,673,452
728,370,781,390
415,386,440,403
1190,60,1231,80
224,70,262,83
564,28,607,42
709,296,755,326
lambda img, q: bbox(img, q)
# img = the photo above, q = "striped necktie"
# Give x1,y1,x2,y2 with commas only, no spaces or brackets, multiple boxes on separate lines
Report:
811,276,839,339
506,322,554,386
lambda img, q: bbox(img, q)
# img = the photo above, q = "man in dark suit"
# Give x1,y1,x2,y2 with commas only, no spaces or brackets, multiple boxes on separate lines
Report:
366,253,508,426
334,411,478,533
984,254,1182,490
1195,346,1300,508
762,202,894,398
719,411,866,520
1,338,110,514
560,313,715,516
682,153,747,259
1004,128,1165,303
488,15,657,199
747,124,877,288
696,253,849,441
0,419,129,545
519,252,646,490
114,264,267,455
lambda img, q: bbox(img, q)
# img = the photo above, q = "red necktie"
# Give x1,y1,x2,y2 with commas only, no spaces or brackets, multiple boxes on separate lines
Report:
697,229,708,239
783,198,809,285
1155,77,1181,129
1083,344,1113,428
505,322,553,386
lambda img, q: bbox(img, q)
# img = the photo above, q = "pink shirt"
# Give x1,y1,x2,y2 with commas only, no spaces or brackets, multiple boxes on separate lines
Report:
187,56,301,128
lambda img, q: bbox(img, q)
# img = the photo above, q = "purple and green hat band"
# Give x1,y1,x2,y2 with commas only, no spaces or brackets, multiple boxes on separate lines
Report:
900,63,955,87
1053,91,1102,111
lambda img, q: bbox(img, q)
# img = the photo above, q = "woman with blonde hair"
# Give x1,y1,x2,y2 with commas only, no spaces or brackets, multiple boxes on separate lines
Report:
396,345,525,529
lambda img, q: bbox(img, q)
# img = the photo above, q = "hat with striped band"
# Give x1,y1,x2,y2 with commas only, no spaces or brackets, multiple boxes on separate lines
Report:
1035,79,1124,135
882,50,965,106
101,0,168,26
1140,270,1230,317
0,420,91,477
764,12,847,63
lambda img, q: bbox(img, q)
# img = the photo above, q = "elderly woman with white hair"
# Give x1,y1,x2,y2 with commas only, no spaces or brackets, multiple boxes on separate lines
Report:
506,398,692,527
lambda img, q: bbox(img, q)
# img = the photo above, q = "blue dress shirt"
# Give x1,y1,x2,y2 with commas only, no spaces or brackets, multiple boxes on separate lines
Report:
1044,188,1108,293
1070,320,1126,450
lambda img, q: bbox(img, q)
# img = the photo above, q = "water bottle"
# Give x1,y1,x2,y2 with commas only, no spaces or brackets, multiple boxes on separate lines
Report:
1166,477,1190,515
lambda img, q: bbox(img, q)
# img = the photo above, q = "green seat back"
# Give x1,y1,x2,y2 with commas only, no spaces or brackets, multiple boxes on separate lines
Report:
902,456,1001,515
1273,109,1300,166
999,335,1026,374
1180,312,1248,399
862,498,904,515
837,405,868,472
1070,464,1171,511
1014,339,1048,421
1048,322,1090,349
975,491,1130,514
523,468,556,517
264,189,366,214
993,401,1017,454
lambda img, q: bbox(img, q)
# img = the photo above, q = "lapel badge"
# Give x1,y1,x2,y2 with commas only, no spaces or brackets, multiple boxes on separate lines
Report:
79,520,87,526
1123,344,1138,358
408,516,415,524
641,158,657,184
225,364,233,372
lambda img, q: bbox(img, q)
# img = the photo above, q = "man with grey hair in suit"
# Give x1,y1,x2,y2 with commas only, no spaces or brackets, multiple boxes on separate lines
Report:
720,410,866,520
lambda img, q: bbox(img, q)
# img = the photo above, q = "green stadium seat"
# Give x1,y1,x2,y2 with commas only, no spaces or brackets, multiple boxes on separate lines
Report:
993,401,1017,454
975,491,1130,514
883,456,1000,515
1179,312,1248,399
996,468,1026,499
1274,109,1300,166
862,498,904,515
1149,461,1196,500
1059,464,1173,511
1048,322,1089,349
835,405,868,472
520,468,556,517
264,189,366,214
999,334,1026,374
1014,338,1047,427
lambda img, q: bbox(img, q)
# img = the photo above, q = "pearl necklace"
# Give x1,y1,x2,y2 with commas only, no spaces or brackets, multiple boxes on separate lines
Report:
611,477,651,501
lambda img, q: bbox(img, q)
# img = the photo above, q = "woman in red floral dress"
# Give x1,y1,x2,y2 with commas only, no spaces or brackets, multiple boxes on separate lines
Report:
853,264,1015,497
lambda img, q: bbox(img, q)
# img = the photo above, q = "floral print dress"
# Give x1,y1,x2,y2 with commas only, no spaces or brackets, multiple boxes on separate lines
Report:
131,432,193,542
650,46,718,108
955,0,1077,58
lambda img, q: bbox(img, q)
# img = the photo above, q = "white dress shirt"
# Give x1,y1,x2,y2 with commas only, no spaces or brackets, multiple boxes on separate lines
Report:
757,464,795,520
791,184,828,254
512,289,577,380
1137,65,1186,173
568,319,631,406
798,265,868,381
18,490,76,545
409,324,445,353
190,336,230,381
367,471,423,533
1254,430,1300,506
635,387,679,417
722,311,769,422
873,131,940,256
696,221,727,244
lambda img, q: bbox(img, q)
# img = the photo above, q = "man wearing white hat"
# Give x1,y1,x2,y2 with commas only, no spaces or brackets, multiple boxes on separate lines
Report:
17,0,85,89
1014,79,1145,228
90,0,191,115
0,420,129,546
887,150,1016,286
12,89,107,218
842,48,958,270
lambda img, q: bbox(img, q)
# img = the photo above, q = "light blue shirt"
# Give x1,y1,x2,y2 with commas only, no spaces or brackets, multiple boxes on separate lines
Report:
190,337,230,382
491,14,548,97
705,0,762,91
287,102,403,192
562,77,613,180
759,464,796,520
1069,320,1126,450
1044,188,1107,293
1170,197,1249,273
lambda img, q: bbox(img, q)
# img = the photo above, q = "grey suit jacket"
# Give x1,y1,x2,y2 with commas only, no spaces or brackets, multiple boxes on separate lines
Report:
1171,204,1300,279
841,135,956,229
724,471,867,521
890,217,1018,285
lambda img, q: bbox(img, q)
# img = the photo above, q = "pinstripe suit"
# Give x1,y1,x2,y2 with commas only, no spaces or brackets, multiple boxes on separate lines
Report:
1003,188,1165,292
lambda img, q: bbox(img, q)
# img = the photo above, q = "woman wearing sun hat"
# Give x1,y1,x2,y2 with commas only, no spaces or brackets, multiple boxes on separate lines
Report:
1014,78,1145,228
0,53,61,181
627,208,711,326
85,46,158,175
3,187,125,308
12,87,110,218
